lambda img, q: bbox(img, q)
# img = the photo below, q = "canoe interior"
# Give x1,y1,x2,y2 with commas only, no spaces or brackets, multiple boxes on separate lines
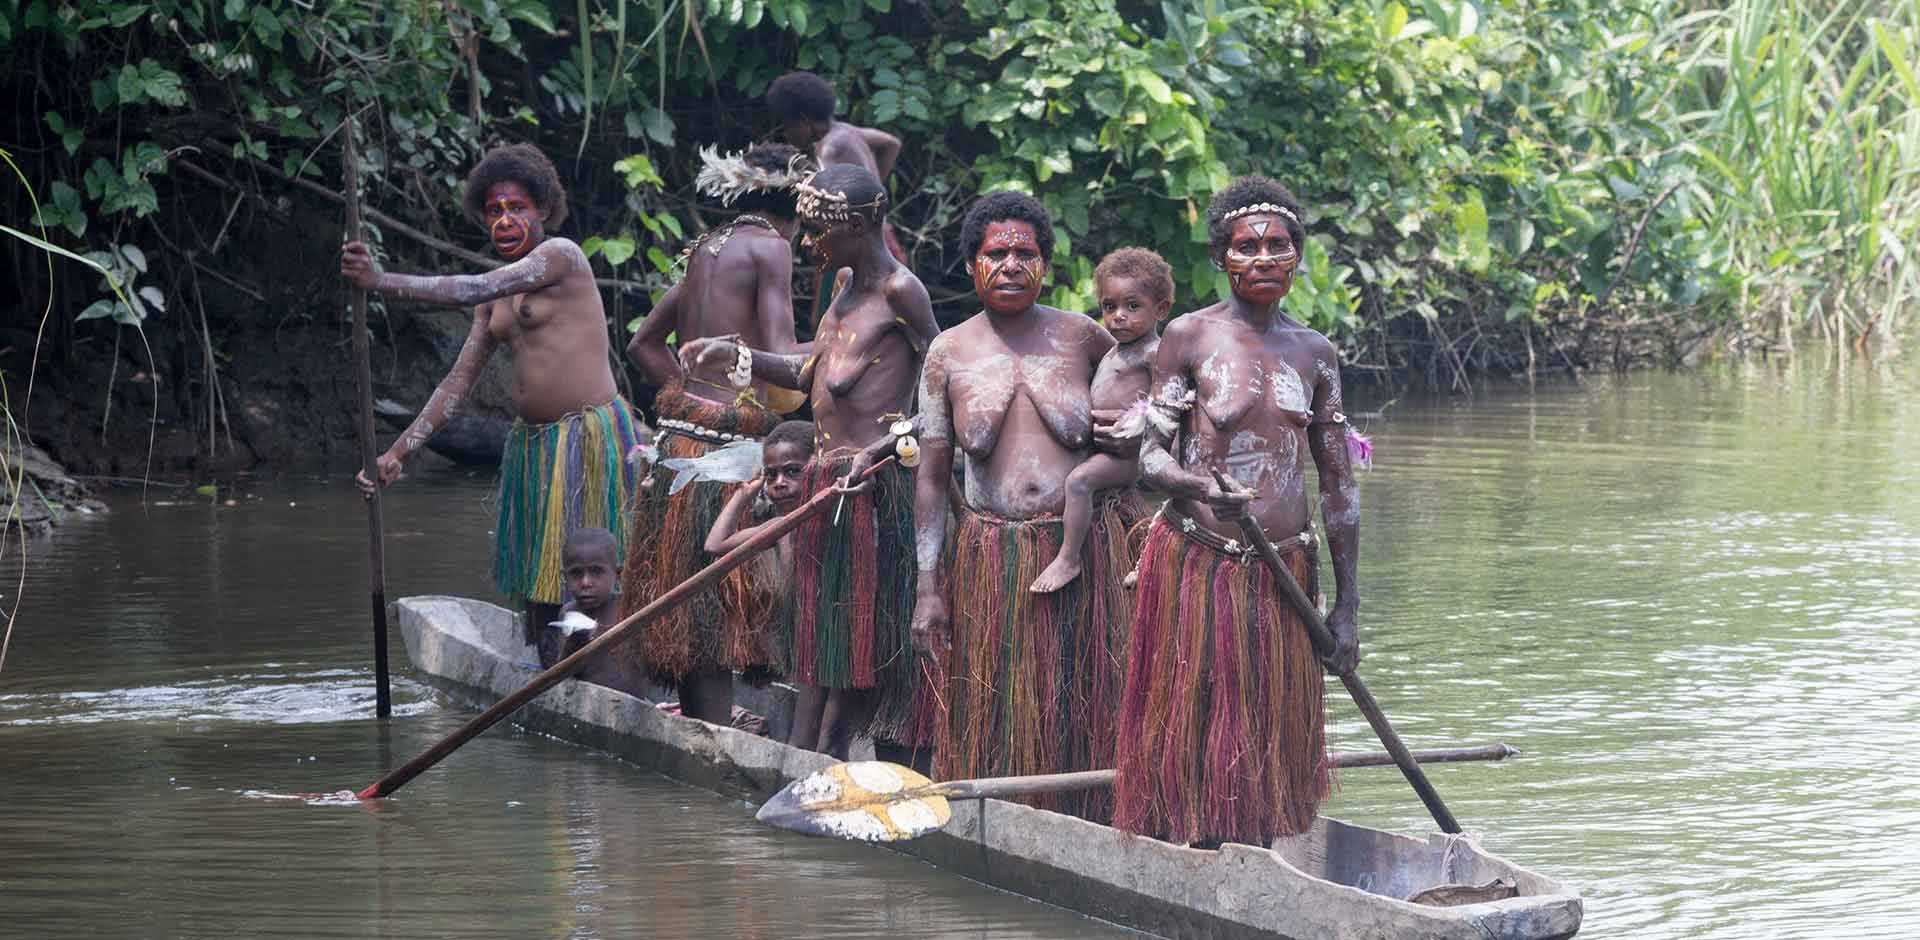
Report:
394,595,1582,940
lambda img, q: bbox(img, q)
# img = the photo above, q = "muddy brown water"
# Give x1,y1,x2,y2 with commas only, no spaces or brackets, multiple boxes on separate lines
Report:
3,357,1917,938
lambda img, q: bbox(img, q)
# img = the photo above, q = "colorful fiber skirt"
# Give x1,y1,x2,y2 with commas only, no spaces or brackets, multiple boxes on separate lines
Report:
617,383,781,683
493,398,642,606
786,455,935,745
934,494,1139,820
1112,513,1331,846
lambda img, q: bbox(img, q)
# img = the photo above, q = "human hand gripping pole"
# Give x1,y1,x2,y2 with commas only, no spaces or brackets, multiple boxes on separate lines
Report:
355,458,895,800
1210,469,1463,834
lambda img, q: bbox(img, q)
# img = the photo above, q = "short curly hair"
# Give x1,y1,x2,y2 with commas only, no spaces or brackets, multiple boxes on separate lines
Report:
1094,247,1173,305
1205,174,1303,252
462,142,569,230
767,71,836,123
959,191,1055,261
728,143,809,219
764,420,817,457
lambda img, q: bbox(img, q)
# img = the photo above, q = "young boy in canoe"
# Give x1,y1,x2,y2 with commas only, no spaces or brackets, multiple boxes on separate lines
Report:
548,527,649,696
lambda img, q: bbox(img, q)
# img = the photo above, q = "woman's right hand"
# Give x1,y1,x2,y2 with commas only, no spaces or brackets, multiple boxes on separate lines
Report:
676,335,738,376
355,449,405,497
910,591,950,659
1203,473,1254,522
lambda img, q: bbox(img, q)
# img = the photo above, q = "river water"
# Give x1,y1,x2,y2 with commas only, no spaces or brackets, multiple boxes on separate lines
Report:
2,357,1916,938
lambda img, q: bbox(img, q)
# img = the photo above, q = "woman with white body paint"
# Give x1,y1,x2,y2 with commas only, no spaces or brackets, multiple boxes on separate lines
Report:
1111,175,1363,848
909,191,1142,822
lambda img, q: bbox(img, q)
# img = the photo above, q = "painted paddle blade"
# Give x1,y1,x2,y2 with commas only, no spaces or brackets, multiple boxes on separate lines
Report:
755,761,951,842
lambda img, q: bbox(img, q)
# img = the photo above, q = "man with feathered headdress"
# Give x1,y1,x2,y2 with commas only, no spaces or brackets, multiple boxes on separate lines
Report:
620,142,815,724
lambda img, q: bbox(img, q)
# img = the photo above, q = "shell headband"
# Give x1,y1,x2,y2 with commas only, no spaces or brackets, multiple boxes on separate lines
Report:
796,173,889,226
1221,202,1301,225
694,145,815,206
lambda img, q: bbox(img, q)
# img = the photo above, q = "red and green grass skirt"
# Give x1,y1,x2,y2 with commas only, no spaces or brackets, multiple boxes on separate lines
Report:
784,454,935,746
933,493,1141,820
617,383,781,684
1112,513,1331,846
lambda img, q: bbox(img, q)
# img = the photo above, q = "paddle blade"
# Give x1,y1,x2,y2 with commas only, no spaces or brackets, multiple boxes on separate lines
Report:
755,761,950,842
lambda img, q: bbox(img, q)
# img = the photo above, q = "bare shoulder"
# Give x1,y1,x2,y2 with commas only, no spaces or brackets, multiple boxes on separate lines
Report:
1161,303,1227,345
883,266,930,305
1282,319,1339,362
927,312,985,358
535,236,590,267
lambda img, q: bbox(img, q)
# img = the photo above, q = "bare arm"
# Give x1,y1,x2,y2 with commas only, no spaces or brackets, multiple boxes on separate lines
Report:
1306,342,1361,671
704,481,766,555
862,126,902,182
886,271,941,354
1137,323,1208,500
356,238,584,308
908,343,955,651
754,238,801,356
395,307,498,462
627,279,686,386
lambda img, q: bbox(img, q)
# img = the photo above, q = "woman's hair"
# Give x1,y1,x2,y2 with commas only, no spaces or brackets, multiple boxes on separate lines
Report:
1205,174,1304,251
728,143,808,218
959,191,1055,260
462,143,569,230
763,420,817,458
767,71,837,122
1094,247,1174,305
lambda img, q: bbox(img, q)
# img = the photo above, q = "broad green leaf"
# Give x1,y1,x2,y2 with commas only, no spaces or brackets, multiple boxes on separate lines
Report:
1380,2,1407,43
601,237,636,266
1455,188,1490,273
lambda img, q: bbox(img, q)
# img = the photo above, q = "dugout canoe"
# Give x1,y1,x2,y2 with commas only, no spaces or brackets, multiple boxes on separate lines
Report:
395,595,1583,940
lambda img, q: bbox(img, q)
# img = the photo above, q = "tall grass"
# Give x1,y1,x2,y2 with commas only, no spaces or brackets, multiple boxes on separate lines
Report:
1662,0,1920,350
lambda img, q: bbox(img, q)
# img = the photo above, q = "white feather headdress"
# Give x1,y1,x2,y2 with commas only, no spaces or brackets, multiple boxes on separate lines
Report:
695,145,815,206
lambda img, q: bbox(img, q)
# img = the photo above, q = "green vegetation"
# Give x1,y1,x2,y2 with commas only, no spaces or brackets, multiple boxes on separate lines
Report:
1,0,1914,396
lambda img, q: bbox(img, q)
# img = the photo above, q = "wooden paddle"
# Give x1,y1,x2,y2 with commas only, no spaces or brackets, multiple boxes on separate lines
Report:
343,116,391,719
1210,469,1463,834
356,459,891,799
758,744,1515,842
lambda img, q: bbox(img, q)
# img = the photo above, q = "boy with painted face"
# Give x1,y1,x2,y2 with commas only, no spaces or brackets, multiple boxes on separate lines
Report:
1030,248,1174,593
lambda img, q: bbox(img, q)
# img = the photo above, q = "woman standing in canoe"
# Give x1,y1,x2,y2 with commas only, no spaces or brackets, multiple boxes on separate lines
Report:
1112,175,1363,846
341,143,640,660
910,192,1140,820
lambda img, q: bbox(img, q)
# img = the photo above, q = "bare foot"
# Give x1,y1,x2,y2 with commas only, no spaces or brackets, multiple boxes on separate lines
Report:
1029,554,1083,593
1122,570,1138,590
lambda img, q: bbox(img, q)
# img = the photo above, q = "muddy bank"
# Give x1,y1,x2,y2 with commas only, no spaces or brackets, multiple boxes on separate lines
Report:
1,440,105,535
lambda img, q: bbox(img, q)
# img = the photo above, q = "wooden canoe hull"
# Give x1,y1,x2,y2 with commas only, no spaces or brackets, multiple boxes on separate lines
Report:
395,595,1583,940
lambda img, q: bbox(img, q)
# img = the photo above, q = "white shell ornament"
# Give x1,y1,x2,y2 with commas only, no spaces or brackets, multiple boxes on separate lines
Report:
894,434,922,468
889,418,915,437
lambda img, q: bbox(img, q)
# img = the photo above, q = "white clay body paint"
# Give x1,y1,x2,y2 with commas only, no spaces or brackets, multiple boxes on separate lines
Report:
1270,363,1309,413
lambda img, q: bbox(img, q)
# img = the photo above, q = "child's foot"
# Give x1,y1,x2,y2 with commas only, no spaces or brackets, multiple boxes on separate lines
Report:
1122,570,1139,590
1029,554,1083,593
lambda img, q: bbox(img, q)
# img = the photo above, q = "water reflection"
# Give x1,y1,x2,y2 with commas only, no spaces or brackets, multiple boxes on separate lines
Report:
2,357,1917,938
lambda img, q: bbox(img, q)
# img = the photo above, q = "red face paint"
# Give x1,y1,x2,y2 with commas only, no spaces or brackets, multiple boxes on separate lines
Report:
482,180,542,261
972,220,1046,316
1222,213,1297,305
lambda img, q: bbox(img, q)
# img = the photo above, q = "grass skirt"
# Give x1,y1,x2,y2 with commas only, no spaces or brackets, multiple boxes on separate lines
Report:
493,398,642,605
1112,515,1331,845
933,494,1139,820
617,384,780,683
786,456,936,744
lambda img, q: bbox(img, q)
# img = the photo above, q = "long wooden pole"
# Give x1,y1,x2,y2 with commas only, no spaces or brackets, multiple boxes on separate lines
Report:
358,459,893,799
934,745,1515,801
1212,471,1462,834
344,117,392,719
